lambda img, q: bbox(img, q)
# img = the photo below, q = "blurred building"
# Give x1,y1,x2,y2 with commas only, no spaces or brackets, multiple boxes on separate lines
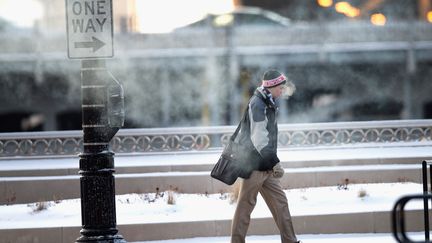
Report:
0,0,432,132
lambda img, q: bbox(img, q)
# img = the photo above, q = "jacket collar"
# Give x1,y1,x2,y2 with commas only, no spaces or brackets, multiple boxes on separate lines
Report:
255,86,277,109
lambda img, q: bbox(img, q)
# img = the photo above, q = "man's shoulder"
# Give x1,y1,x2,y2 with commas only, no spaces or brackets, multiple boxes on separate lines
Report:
250,94,266,109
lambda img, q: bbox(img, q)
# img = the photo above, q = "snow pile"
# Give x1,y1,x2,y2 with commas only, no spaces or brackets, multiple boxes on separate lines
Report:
0,182,424,229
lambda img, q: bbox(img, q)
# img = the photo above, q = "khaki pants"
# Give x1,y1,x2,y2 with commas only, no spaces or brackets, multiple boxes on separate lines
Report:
231,170,298,243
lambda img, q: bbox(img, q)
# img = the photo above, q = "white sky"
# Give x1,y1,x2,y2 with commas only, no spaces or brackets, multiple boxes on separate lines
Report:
0,0,234,32
0,0,44,27
135,0,234,33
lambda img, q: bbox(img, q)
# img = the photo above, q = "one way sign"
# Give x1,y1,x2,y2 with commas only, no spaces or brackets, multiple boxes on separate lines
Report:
66,0,113,59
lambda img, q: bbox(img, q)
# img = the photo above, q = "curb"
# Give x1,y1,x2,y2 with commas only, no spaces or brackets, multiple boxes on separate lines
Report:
0,210,425,243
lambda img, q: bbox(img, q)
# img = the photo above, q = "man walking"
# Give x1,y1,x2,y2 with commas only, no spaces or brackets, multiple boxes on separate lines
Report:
231,69,300,243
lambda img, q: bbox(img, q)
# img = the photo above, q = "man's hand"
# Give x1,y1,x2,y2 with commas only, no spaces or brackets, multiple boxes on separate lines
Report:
272,162,284,178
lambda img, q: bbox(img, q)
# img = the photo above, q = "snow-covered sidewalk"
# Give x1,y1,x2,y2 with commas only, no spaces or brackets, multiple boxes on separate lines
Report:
133,232,426,243
1,144,431,171
0,182,424,229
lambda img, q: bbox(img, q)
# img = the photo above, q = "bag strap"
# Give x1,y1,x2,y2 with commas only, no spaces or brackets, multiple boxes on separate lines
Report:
230,103,249,141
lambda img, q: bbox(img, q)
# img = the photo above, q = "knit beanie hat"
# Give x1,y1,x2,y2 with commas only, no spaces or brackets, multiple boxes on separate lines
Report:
262,70,287,88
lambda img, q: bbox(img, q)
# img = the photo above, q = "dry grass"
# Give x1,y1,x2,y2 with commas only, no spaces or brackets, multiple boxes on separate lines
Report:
337,178,350,190
53,194,63,204
358,189,368,198
31,201,50,213
6,192,16,205
167,190,176,205
167,186,179,205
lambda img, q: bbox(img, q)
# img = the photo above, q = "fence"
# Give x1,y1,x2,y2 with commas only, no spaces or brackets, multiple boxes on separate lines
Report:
0,119,431,158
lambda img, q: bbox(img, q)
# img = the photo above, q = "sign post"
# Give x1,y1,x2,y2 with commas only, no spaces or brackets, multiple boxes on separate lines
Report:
66,1,126,242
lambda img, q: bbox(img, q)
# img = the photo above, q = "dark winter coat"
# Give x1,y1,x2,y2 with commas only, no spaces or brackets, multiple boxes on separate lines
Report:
235,86,280,176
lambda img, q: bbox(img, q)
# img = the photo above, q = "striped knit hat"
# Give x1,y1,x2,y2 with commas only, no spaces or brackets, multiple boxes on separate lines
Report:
261,70,287,88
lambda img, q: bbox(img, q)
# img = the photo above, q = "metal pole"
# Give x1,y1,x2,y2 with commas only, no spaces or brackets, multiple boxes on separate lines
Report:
423,161,430,241
429,163,432,242
76,59,126,243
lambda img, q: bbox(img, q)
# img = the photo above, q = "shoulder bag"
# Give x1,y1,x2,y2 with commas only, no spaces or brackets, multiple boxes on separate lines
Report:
210,121,244,185
210,105,255,185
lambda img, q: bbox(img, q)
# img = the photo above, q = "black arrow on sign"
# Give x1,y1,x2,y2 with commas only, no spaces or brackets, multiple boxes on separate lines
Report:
74,37,105,52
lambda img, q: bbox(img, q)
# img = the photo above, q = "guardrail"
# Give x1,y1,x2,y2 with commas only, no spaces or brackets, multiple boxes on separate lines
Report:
0,119,431,158
392,194,432,243
391,160,432,243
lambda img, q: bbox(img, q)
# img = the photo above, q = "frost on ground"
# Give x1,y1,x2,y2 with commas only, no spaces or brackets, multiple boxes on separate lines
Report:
0,182,424,229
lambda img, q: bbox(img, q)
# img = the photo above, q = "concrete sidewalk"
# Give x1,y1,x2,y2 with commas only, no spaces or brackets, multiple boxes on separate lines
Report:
134,232,426,243
1,143,431,174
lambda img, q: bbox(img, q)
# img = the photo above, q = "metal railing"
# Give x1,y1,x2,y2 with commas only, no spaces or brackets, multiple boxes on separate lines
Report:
392,194,432,243
423,161,432,241
392,160,432,243
0,119,431,158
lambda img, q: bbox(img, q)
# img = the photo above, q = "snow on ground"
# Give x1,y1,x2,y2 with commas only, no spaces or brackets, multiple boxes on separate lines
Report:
1,144,431,171
0,182,424,229
133,232,426,243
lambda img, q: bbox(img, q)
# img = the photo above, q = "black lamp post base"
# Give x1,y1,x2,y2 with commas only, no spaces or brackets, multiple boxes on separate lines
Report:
76,234,127,243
